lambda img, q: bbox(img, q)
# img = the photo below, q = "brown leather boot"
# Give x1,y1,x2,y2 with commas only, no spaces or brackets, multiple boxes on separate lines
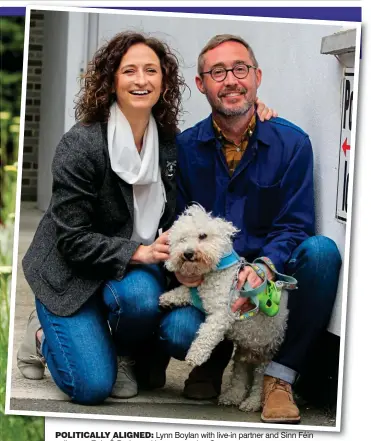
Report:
261,375,301,424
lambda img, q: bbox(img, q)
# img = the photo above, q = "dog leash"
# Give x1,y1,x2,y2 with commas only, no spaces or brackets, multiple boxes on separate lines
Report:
189,253,297,319
237,257,298,319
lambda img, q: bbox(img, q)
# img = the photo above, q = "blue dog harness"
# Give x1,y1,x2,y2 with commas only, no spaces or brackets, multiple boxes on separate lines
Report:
189,253,297,318
189,250,240,313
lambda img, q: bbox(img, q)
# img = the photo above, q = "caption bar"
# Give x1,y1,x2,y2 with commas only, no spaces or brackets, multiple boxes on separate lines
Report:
54,431,314,440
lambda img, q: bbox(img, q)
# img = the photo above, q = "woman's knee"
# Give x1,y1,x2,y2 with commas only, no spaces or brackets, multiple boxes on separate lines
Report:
160,307,203,360
103,266,165,320
73,375,115,405
57,368,115,405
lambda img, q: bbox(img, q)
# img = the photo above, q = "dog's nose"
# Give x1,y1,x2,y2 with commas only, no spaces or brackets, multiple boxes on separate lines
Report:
183,250,194,260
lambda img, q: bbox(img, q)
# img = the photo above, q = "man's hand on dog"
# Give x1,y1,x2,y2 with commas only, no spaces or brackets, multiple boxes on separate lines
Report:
232,264,274,313
175,273,204,287
175,263,274,314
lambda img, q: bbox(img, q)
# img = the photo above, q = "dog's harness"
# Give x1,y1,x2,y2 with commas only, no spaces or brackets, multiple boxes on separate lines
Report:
189,249,240,313
189,253,298,319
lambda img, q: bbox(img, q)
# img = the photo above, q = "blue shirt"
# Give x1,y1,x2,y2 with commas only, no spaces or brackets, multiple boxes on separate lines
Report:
176,114,315,273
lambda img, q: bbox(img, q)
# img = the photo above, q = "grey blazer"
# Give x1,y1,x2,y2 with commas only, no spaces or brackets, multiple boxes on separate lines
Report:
22,122,177,316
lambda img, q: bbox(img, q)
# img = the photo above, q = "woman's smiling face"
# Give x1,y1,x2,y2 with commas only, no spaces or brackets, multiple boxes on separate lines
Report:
114,43,163,116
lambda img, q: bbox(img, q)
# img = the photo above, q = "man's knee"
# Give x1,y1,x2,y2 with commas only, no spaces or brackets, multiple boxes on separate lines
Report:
288,235,341,313
292,235,342,273
304,235,341,264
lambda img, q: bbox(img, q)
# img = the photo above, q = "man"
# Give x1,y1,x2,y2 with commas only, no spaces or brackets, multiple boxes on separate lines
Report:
169,34,342,423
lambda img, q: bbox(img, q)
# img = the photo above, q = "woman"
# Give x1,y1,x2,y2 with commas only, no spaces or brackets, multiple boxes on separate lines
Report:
17,31,275,405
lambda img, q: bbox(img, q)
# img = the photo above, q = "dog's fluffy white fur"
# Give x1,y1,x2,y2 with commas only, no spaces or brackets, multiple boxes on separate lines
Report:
160,205,288,412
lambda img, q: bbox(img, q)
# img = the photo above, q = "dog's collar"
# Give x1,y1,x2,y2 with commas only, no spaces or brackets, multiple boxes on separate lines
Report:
216,249,241,270
189,250,241,314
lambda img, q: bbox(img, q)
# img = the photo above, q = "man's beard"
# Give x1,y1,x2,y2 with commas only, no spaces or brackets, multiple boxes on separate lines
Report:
214,100,253,117
205,90,254,117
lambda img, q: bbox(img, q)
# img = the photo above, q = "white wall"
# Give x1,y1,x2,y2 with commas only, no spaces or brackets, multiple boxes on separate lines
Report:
94,13,348,335
40,10,357,335
64,13,87,132
37,11,69,211
38,11,86,211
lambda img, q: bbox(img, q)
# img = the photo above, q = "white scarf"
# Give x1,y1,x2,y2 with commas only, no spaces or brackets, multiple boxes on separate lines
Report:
107,102,165,245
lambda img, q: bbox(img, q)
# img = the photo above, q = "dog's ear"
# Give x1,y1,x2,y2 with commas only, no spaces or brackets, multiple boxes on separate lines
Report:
164,259,175,272
184,203,207,217
215,218,239,239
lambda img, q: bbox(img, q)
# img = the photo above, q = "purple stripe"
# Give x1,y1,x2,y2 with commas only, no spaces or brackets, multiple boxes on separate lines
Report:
99,7,362,22
0,6,362,21
0,7,26,16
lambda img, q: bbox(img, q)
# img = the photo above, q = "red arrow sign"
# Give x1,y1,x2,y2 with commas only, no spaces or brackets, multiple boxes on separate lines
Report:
342,138,350,156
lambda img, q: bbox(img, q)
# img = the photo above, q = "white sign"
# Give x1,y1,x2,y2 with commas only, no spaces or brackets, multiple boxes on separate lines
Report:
336,68,354,223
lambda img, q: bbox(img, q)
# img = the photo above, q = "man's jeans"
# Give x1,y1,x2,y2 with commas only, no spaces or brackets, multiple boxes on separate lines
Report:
160,235,342,383
36,235,341,404
268,235,342,382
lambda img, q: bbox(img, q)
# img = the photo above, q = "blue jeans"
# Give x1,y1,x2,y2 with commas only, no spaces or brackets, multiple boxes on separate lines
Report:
36,296,116,405
36,264,167,405
103,264,166,356
36,235,341,404
159,235,342,383
269,235,342,380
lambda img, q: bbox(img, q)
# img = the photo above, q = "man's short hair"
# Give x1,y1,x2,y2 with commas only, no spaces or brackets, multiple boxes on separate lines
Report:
197,34,259,74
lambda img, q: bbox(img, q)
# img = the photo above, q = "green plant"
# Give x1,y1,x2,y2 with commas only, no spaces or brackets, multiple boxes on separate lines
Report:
1,16,44,441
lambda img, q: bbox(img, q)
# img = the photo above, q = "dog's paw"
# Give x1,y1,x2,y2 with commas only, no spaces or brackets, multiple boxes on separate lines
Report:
218,386,248,406
218,395,234,407
185,352,205,367
218,390,245,407
239,396,261,413
185,354,198,367
159,294,172,307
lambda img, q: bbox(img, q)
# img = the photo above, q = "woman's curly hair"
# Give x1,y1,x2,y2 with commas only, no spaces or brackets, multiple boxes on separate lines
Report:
74,31,187,136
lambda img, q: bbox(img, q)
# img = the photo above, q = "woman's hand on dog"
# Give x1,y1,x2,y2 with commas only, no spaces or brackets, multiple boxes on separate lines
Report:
131,231,170,264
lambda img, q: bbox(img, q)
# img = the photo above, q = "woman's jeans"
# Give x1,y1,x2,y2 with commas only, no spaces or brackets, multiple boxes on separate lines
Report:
36,264,167,405
36,235,341,404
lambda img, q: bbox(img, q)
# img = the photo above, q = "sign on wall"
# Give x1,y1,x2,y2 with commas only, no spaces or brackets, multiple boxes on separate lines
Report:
336,68,353,223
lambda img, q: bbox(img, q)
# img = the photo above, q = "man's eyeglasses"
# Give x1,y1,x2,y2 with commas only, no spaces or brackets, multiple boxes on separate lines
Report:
200,63,257,82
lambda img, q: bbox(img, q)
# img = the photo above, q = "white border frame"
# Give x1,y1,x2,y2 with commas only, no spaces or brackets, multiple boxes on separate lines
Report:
4,2,362,433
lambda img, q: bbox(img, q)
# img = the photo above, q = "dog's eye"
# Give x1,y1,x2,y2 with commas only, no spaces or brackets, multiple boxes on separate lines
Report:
199,233,207,240
179,238,186,243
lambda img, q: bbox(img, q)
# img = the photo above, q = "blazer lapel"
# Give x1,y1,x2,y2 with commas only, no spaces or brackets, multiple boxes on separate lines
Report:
158,136,177,231
117,177,134,220
100,122,135,222
159,137,176,188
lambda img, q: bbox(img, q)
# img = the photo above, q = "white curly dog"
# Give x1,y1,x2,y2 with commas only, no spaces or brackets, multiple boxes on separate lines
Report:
159,204,289,412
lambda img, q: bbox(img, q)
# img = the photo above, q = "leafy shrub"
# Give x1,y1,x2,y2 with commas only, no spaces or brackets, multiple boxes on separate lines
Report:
1,16,44,441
